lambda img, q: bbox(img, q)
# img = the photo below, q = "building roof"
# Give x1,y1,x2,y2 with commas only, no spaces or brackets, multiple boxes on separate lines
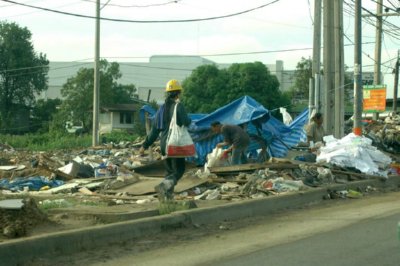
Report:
101,104,138,112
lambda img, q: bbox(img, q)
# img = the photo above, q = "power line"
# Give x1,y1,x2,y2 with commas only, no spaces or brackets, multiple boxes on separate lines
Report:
369,0,400,13
0,42,377,75
0,62,90,74
344,0,400,42
0,0,86,19
343,33,395,71
81,0,182,8
0,0,282,23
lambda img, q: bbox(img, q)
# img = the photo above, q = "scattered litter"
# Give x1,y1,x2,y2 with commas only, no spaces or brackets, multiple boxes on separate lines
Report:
0,199,24,210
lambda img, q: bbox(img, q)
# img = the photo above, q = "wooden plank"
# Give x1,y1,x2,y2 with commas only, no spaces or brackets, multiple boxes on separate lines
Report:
209,162,299,174
133,160,198,177
331,169,386,180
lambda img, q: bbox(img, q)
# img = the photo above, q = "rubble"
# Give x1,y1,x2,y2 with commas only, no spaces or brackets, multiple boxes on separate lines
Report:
362,113,400,154
0,128,399,239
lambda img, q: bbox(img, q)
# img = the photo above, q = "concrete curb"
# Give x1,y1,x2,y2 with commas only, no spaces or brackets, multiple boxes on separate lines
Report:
1,176,399,265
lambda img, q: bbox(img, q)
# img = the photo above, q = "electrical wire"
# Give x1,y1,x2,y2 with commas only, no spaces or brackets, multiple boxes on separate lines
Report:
100,0,111,10
81,0,182,8
343,33,395,71
387,0,400,10
344,0,400,42
306,0,314,25
0,0,86,19
0,41,377,76
369,0,400,13
0,0,282,23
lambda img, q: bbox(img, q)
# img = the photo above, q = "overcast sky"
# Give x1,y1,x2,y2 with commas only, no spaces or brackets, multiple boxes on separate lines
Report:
0,0,399,96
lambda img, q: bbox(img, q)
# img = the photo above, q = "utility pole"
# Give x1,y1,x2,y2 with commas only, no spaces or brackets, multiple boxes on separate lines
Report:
311,0,322,117
393,50,399,113
323,0,334,135
361,3,400,115
92,0,100,146
334,0,344,138
354,0,363,136
373,0,383,121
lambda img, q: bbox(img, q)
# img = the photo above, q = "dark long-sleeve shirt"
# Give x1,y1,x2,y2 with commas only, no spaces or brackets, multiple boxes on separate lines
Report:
221,124,250,149
142,99,191,155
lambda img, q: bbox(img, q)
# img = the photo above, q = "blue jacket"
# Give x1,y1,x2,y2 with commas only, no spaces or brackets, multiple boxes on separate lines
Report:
142,98,191,155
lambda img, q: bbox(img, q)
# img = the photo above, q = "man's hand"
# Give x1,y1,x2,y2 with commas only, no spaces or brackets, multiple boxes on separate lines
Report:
220,149,230,159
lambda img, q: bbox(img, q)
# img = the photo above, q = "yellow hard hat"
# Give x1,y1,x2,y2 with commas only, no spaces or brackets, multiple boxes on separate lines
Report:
165,79,182,92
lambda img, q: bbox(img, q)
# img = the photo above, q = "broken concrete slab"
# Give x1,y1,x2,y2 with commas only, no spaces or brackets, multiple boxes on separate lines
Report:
0,199,24,210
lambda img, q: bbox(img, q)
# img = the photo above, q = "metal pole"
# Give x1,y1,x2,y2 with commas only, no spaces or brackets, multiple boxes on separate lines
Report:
393,50,399,113
311,0,322,117
315,73,321,112
309,78,314,120
373,0,383,120
92,0,100,146
323,0,334,135
334,0,344,138
353,0,363,136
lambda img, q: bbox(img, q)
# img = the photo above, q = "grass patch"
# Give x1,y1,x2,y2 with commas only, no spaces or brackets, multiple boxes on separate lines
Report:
158,200,198,215
0,133,90,151
38,198,109,211
0,130,143,151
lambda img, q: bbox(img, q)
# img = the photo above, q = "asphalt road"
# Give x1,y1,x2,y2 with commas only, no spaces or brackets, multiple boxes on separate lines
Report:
211,212,400,266
90,192,400,266
34,191,399,266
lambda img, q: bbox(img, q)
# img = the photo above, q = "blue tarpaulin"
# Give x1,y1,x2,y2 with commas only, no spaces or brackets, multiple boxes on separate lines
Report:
0,176,64,192
139,96,308,165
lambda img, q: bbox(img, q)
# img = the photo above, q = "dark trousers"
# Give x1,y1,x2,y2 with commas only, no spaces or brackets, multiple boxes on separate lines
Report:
164,157,186,186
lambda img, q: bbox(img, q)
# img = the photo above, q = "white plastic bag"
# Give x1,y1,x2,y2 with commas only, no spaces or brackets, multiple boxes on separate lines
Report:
166,103,196,158
279,107,293,125
206,147,229,168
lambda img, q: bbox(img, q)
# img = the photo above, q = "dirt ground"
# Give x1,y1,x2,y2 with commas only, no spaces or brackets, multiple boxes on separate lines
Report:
0,192,232,243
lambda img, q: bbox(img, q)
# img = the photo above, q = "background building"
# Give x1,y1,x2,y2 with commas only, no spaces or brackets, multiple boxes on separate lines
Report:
40,56,287,104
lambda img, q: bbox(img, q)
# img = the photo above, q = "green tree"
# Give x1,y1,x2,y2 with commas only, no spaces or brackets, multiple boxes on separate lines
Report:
31,98,62,133
55,60,137,132
181,64,229,113
227,62,287,110
182,62,289,113
291,57,312,100
0,22,49,133
291,57,353,104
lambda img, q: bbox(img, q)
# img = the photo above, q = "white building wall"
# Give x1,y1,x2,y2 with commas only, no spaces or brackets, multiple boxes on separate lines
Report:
41,56,288,103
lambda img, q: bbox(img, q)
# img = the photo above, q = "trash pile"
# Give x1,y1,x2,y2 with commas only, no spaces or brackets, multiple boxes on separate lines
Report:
317,133,393,177
0,128,399,239
363,113,400,154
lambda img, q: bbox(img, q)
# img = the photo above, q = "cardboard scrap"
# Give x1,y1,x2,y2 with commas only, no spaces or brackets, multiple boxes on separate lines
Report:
109,175,208,196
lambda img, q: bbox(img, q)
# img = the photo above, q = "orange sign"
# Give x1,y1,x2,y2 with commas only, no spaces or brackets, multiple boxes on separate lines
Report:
363,85,386,112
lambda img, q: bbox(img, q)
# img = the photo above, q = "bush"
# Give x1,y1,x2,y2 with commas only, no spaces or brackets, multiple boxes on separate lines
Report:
0,133,92,151
100,130,140,144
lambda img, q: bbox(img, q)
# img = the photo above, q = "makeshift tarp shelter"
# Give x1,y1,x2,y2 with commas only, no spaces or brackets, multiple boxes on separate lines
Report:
140,96,309,165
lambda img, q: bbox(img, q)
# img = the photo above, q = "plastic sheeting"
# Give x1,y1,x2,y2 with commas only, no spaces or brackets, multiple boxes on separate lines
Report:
140,96,309,165
0,176,64,192
316,133,392,177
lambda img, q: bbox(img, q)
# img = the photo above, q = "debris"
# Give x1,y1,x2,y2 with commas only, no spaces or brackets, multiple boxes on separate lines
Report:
0,199,24,210
317,133,392,177
0,198,49,238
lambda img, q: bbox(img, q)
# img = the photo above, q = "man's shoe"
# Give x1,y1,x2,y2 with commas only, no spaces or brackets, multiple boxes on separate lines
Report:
155,183,168,202
155,179,174,202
